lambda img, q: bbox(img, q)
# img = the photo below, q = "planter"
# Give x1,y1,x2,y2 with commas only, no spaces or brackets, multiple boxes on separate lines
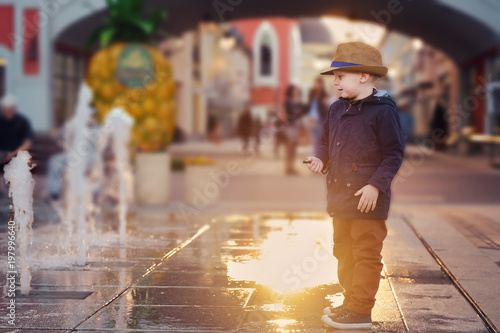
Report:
135,151,171,205
184,165,221,208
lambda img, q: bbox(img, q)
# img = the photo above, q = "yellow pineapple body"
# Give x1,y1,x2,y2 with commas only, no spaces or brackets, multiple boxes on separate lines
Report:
86,42,176,151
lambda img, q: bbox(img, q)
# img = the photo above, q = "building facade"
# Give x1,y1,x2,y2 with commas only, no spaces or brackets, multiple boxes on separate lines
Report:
231,17,301,122
0,0,239,137
380,31,460,142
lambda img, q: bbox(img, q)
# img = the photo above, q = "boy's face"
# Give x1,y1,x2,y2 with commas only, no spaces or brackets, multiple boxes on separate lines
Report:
332,70,366,100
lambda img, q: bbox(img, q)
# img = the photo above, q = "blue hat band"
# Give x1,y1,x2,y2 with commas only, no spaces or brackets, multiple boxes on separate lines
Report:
329,61,363,68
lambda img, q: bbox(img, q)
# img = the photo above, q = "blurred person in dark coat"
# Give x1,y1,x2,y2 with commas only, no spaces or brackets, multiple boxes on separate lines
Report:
284,84,306,175
430,96,449,151
0,94,33,165
306,77,329,155
237,108,253,152
270,111,287,159
252,115,262,154
207,114,222,144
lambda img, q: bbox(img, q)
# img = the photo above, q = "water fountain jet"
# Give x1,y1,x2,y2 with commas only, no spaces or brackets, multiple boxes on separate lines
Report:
4,151,35,295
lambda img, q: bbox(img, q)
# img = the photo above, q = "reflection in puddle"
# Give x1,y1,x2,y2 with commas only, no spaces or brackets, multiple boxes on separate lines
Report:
269,318,298,328
227,216,337,292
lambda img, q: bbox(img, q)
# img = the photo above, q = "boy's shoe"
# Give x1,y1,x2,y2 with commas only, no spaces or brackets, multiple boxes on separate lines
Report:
321,310,372,330
323,304,346,316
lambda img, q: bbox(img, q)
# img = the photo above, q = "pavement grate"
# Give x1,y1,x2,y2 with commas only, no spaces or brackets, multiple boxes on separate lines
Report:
87,261,136,268
11,290,94,299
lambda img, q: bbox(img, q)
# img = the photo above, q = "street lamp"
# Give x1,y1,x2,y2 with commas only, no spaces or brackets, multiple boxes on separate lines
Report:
412,38,423,51
388,67,398,78
219,31,236,51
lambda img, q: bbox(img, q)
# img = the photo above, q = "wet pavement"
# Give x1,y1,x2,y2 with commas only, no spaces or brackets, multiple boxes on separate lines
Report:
1,212,406,332
1,142,499,332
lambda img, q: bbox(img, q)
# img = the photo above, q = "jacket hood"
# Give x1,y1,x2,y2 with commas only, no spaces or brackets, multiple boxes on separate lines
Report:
371,89,396,107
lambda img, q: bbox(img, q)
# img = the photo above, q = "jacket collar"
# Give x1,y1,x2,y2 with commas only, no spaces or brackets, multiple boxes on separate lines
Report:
340,88,377,113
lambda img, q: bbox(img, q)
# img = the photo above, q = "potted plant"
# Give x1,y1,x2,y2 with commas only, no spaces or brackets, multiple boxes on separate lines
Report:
85,0,176,205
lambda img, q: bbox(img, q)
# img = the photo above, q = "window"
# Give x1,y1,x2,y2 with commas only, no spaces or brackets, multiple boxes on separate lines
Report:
260,44,271,76
486,54,500,134
487,54,500,82
253,21,278,87
53,52,84,127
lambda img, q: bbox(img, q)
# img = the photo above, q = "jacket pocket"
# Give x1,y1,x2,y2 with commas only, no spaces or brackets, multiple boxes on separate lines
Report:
353,162,379,189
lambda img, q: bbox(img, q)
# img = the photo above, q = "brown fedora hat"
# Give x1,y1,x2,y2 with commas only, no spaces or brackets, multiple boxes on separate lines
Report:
320,41,388,77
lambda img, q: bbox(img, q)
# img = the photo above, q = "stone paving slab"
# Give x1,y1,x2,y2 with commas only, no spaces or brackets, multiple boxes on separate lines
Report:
383,213,488,333
407,211,500,331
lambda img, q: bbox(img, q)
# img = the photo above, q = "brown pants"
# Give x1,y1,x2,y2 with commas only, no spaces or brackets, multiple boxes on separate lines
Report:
333,218,387,315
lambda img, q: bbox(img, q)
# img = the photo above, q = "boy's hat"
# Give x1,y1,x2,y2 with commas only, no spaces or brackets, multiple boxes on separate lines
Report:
320,42,388,77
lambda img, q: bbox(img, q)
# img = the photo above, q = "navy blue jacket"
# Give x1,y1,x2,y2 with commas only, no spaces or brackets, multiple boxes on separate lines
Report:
316,90,405,220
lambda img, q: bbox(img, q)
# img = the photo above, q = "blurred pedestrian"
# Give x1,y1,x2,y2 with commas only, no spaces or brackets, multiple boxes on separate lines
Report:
252,115,262,154
306,42,404,330
270,111,287,159
306,77,329,155
0,94,33,165
430,95,449,151
207,114,222,144
237,108,253,152
397,100,414,143
284,84,306,175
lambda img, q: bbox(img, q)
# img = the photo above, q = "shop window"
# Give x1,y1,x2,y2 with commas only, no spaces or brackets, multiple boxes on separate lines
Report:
486,54,500,134
487,54,500,82
460,66,474,128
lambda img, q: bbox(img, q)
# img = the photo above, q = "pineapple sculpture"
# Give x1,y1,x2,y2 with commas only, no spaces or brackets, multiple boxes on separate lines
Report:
86,0,176,152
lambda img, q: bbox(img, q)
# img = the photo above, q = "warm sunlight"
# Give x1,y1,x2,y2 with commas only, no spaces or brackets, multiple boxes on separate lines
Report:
226,215,337,292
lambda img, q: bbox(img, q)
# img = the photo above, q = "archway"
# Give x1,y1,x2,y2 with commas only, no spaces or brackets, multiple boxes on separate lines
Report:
56,0,500,65
54,0,500,136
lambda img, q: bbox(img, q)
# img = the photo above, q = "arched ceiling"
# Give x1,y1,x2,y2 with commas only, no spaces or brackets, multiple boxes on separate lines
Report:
57,0,500,65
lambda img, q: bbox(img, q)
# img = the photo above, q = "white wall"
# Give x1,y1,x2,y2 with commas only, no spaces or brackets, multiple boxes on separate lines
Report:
0,0,107,132
49,0,106,41
289,24,301,86
0,0,110,132
1,0,53,132
170,31,194,135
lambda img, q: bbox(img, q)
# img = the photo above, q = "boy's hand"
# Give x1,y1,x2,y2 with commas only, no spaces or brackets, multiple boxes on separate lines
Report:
305,156,324,174
354,184,380,213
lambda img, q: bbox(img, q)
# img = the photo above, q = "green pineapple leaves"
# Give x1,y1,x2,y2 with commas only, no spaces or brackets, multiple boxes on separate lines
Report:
85,0,167,50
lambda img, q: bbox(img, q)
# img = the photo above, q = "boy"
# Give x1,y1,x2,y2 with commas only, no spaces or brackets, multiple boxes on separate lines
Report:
306,42,405,330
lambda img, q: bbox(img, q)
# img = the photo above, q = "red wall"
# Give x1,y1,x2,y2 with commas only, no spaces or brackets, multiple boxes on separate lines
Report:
232,17,297,114
0,5,14,50
23,8,40,75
